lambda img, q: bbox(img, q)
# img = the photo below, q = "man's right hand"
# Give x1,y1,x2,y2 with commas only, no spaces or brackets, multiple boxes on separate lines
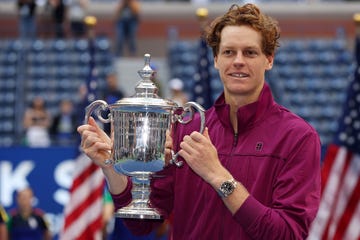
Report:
77,116,112,168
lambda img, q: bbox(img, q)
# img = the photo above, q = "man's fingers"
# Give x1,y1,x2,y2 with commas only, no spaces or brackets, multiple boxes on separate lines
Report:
88,117,111,144
203,127,209,139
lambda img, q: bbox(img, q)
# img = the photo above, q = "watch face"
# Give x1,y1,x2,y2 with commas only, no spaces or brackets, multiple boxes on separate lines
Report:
220,180,235,197
218,179,237,198
221,181,234,193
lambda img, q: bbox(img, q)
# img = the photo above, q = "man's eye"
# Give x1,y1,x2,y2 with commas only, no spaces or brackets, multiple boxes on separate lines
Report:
245,50,258,57
223,50,233,55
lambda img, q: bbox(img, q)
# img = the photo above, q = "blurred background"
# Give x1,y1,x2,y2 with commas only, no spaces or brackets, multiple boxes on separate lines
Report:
0,0,359,149
0,0,360,239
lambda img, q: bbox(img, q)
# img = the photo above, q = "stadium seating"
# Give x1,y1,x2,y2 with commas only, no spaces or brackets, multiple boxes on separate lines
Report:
167,37,354,154
0,35,355,150
0,38,113,146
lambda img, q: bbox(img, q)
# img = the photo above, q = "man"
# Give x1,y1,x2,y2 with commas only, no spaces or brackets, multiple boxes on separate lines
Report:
50,99,78,146
17,0,37,40
78,3,321,239
8,187,52,240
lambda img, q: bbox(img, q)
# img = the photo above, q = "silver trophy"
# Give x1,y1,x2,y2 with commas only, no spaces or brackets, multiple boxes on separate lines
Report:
85,54,205,219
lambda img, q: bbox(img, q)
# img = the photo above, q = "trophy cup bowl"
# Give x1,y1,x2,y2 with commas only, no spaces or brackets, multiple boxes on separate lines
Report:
85,54,205,219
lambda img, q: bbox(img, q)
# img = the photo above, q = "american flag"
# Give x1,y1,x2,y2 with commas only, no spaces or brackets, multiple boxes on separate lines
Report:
60,38,106,240
307,37,360,239
192,37,213,110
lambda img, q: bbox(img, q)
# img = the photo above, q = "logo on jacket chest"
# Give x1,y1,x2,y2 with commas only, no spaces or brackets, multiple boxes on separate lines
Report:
255,142,263,151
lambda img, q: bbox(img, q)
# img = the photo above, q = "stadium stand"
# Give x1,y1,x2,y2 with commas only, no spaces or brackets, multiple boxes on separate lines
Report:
0,1,358,152
0,38,113,146
0,34,355,151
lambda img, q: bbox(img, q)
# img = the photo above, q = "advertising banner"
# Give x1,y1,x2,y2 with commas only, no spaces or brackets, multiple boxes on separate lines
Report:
0,146,78,239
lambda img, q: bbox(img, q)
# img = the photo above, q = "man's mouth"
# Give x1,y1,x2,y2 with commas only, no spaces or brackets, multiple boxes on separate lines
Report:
229,73,249,78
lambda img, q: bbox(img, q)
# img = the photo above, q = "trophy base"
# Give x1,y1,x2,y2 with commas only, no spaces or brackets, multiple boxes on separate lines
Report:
115,205,163,219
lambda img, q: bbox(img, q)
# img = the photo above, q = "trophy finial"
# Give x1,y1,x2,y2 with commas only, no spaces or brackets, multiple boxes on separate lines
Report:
144,53,151,67
138,53,154,80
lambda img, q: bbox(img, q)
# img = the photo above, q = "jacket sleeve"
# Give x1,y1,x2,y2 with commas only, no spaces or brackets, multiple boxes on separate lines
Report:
234,129,321,239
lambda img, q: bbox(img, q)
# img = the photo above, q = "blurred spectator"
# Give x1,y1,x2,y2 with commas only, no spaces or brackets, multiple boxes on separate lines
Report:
37,1,54,38
68,0,88,38
49,0,66,38
0,204,8,240
101,72,125,134
17,0,37,40
50,99,78,146
8,187,52,240
168,78,188,106
114,0,141,57
23,96,51,147
103,72,125,104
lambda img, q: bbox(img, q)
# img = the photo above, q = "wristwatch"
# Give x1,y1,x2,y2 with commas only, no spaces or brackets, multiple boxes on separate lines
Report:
217,178,237,198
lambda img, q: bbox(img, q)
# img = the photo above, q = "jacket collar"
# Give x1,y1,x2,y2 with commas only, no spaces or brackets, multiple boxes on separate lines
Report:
214,82,275,133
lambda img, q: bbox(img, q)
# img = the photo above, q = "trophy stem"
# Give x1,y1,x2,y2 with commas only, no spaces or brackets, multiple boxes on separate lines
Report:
115,176,163,219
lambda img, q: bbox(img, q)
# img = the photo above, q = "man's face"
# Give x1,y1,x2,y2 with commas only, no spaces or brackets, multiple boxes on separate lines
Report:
17,188,33,212
214,25,274,105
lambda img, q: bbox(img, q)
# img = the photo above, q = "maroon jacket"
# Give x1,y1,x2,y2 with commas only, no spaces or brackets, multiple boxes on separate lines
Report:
112,83,321,239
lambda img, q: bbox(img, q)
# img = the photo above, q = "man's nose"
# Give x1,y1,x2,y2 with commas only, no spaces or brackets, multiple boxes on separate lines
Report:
233,52,245,66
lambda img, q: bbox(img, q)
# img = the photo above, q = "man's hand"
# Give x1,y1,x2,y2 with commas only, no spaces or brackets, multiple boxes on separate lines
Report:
77,117,112,168
178,128,229,184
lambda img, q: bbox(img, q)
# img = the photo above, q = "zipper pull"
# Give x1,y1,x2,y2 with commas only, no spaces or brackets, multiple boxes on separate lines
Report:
233,133,238,147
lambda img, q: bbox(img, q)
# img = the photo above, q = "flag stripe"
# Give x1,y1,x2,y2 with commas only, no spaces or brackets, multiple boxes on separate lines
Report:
70,159,99,192
63,171,104,229
77,215,103,240
64,156,104,215
344,199,360,239
61,196,104,239
332,155,360,239
307,146,347,239
320,144,342,195
321,147,352,240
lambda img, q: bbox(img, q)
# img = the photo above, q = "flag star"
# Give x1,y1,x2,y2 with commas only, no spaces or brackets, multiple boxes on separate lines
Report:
196,97,205,105
344,116,352,125
191,38,213,110
350,110,358,118
354,82,360,90
200,59,208,66
354,121,360,129
195,85,203,93
194,73,201,81
339,132,347,142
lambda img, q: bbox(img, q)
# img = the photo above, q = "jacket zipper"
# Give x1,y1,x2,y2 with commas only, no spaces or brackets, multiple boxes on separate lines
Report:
219,132,239,239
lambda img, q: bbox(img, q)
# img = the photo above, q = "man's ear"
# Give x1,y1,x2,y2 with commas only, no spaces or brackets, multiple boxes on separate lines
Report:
266,55,274,70
214,56,219,70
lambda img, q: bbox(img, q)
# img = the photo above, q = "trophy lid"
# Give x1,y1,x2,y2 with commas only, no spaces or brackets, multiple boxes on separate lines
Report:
113,54,177,108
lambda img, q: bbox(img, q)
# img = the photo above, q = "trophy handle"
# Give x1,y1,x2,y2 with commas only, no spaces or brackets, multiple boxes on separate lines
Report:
170,101,206,167
84,100,111,124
